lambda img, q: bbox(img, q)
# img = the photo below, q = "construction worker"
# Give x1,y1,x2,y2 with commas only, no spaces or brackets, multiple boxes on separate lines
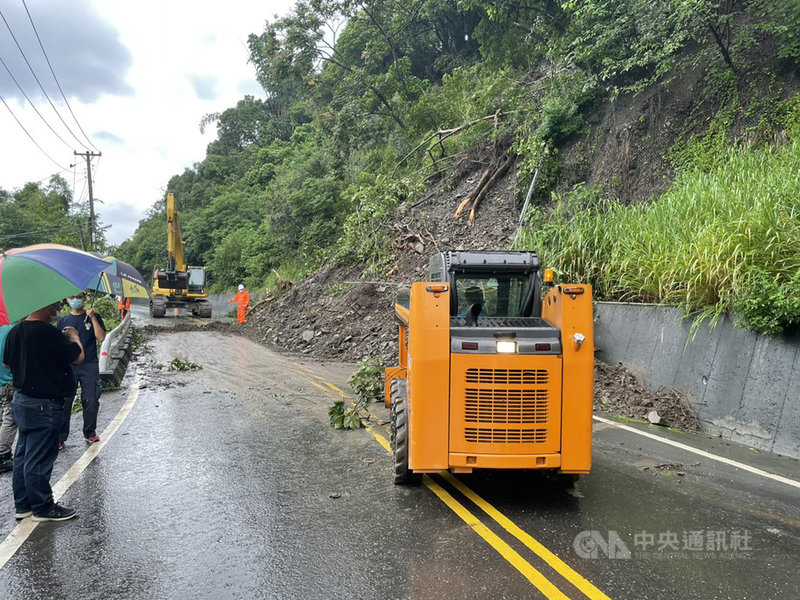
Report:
229,284,250,324
117,296,130,320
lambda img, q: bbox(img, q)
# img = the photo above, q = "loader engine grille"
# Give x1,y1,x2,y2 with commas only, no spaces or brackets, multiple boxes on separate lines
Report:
464,428,548,444
465,368,548,385
464,389,549,424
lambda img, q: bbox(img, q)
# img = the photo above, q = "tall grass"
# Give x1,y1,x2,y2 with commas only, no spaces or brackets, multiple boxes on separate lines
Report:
517,141,800,335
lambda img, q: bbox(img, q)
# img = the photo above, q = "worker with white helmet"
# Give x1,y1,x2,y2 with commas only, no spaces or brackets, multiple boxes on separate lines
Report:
229,284,251,324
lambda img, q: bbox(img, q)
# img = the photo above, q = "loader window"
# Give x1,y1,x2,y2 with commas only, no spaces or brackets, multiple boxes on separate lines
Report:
455,274,532,317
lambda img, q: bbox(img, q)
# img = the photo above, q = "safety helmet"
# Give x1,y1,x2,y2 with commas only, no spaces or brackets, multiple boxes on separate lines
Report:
238,284,245,290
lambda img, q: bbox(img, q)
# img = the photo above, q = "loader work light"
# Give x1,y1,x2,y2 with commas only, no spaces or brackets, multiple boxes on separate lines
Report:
496,340,517,354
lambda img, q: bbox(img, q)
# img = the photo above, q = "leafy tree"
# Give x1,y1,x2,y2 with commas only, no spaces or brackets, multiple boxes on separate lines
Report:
0,175,95,251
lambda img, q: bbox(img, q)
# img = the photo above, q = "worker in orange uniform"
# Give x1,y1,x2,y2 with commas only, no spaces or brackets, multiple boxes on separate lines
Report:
229,284,250,324
117,296,130,320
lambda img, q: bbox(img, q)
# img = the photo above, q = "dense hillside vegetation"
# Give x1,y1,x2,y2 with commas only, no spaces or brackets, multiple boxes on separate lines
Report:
3,1,799,334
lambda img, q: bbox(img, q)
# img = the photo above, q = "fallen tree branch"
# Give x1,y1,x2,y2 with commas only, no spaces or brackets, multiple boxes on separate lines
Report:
454,167,492,219
393,111,512,176
469,153,516,222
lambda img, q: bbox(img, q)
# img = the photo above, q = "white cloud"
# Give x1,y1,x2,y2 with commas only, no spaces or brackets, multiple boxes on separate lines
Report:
0,1,133,102
188,74,220,101
0,0,294,246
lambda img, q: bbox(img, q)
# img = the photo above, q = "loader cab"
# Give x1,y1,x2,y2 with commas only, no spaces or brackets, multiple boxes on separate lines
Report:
453,274,535,317
429,251,543,318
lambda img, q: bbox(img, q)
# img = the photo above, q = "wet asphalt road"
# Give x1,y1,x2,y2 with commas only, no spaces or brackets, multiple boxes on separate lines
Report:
0,313,799,599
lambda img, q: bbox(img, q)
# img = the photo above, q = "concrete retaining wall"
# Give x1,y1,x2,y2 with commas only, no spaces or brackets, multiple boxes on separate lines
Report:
593,302,800,458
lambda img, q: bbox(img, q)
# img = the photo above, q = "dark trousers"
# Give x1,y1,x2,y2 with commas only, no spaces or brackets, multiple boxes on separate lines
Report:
12,391,61,513
60,361,101,442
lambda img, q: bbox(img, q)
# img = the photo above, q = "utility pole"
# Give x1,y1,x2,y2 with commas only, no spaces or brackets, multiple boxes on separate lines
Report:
75,150,102,248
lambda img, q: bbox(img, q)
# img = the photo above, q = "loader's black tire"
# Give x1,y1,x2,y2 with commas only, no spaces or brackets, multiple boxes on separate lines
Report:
390,379,421,485
150,299,166,318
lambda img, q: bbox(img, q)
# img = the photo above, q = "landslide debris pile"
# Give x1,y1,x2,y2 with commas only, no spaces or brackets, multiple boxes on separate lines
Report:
234,141,699,432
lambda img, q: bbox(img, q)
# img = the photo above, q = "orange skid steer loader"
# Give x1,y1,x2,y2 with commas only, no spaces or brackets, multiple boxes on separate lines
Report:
385,251,594,484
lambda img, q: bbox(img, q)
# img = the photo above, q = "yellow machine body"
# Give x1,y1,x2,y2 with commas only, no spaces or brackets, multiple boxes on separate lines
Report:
386,279,593,476
150,193,211,318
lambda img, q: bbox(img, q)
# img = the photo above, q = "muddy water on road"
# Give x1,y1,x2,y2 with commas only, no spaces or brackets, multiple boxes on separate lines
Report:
142,330,353,406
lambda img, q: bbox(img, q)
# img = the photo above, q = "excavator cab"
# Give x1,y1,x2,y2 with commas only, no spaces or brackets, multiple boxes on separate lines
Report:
187,266,207,295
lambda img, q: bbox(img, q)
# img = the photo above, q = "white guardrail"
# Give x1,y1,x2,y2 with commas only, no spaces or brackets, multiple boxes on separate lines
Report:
98,311,132,374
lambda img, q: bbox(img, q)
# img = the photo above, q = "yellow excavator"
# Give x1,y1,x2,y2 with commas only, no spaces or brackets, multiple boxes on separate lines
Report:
150,193,212,318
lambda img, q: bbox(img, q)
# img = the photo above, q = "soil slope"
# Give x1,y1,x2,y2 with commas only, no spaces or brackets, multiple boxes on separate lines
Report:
236,138,699,431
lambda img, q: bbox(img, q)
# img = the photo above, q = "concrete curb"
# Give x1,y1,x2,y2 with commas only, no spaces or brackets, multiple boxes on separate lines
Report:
593,302,800,459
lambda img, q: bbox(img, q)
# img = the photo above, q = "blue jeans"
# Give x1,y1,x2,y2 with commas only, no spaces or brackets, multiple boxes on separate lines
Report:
60,361,101,442
12,391,61,513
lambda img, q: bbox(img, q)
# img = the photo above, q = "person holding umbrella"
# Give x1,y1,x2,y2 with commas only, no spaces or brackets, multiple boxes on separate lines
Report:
58,291,106,446
4,302,84,521
0,243,110,522
0,323,17,473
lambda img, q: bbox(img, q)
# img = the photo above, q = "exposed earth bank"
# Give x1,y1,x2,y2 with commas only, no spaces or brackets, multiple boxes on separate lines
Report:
218,265,699,434
209,88,705,433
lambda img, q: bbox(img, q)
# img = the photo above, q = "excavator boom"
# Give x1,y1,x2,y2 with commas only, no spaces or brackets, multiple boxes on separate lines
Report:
150,193,212,318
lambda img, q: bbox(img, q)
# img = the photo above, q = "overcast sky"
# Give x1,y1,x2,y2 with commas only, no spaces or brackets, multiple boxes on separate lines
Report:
0,0,295,245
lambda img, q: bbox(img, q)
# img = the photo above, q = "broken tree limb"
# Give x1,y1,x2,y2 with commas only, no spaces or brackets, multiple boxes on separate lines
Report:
393,111,515,176
455,168,492,219
469,153,515,222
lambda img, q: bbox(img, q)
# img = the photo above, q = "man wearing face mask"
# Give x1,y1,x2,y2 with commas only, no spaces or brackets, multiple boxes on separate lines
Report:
3,301,84,521
57,292,106,446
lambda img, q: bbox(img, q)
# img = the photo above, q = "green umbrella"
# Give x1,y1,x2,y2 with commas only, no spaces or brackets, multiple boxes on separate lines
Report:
0,243,110,325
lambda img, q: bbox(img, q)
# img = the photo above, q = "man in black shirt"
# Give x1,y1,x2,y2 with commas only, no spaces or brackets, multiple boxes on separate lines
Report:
3,301,84,522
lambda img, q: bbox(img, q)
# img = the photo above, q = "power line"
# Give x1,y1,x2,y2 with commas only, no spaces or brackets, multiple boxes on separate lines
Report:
21,0,99,152
32,166,73,186
0,6,89,152
0,55,75,151
0,91,69,171
0,217,101,242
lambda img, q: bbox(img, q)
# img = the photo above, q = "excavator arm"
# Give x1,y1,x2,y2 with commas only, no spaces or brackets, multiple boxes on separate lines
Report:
166,193,187,273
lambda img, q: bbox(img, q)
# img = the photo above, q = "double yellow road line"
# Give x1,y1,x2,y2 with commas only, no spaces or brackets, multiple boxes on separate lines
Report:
304,372,612,600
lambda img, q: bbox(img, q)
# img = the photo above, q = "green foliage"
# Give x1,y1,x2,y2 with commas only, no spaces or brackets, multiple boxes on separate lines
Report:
0,175,105,252
91,295,121,333
733,269,800,337
348,357,386,404
337,174,422,275
168,358,202,371
100,379,120,392
775,93,800,142
751,0,800,62
78,0,800,340
330,356,387,430
562,0,694,93
519,141,800,335
328,399,364,430
667,102,738,175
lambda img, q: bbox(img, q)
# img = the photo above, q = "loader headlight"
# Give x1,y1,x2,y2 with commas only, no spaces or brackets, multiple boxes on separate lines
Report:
496,340,517,354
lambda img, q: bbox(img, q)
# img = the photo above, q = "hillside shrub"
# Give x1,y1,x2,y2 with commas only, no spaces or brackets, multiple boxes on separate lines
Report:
519,141,800,335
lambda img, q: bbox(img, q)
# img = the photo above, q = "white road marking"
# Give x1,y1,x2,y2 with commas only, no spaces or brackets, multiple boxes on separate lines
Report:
0,373,141,570
593,415,800,490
